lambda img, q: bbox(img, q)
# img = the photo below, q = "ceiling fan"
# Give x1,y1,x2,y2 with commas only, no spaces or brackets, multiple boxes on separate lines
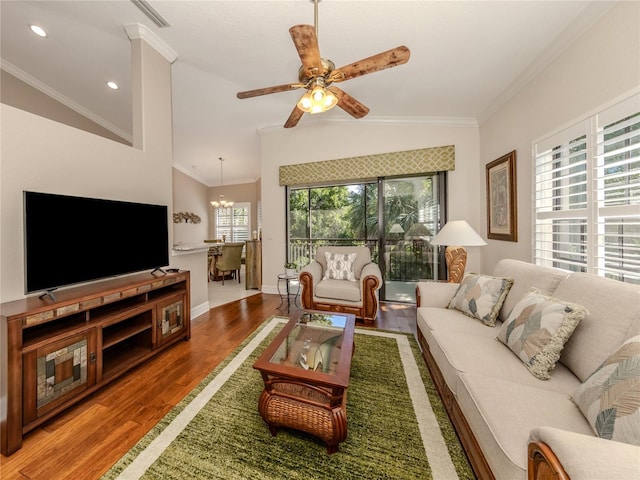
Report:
236,0,410,128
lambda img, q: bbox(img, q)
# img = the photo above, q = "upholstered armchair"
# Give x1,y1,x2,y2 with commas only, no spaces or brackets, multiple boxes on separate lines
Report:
299,246,382,324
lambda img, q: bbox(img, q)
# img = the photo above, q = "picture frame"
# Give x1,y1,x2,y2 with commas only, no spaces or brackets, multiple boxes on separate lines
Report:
486,150,517,241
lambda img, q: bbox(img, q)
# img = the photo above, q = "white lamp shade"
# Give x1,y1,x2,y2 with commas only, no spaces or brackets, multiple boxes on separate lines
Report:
389,223,405,234
431,220,487,246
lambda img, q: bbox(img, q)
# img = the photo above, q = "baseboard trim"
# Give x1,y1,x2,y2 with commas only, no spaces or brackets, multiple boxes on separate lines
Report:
191,301,210,319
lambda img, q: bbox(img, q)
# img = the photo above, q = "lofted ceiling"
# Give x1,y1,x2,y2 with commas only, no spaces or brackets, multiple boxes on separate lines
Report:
0,1,614,187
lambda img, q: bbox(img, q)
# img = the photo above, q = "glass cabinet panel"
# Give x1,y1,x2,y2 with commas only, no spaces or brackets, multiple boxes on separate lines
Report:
157,295,185,346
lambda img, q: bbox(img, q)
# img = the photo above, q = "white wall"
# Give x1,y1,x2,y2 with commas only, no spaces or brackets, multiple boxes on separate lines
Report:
170,168,210,311
172,168,210,246
259,121,480,293
0,37,174,303
479,1,640,272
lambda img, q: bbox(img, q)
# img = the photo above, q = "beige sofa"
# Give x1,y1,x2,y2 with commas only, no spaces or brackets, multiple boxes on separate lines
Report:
416,259,640,480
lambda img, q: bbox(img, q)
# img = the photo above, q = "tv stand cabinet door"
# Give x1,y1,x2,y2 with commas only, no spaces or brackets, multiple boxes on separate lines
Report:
22,329,97,426
155,294,188,347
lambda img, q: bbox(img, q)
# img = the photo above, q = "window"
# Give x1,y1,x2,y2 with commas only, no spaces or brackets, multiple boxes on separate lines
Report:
287,173,446,302
215,203,250,242
534,95,639,284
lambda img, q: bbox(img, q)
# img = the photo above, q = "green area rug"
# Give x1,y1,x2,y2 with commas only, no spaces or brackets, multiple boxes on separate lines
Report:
102,317,474,480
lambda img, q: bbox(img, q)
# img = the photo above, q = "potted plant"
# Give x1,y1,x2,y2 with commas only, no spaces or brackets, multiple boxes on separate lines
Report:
284,262,297,277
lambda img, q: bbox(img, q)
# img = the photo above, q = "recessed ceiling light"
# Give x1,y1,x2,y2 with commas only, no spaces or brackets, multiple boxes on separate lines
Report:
29,24,47,38
106,81,119,90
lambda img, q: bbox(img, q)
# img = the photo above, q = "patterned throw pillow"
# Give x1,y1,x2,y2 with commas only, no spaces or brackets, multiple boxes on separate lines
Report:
497,289,588,380
447,273,513,326
572,335,640,446
322,252,356,281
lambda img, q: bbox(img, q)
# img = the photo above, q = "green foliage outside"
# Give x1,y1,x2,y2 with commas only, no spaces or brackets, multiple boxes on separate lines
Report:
288,177,439,279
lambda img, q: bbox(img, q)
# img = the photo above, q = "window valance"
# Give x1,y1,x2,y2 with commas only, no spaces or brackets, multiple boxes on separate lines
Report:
279,145,455,186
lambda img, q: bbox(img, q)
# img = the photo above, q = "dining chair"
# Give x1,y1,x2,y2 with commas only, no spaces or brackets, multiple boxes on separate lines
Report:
216,242,244,285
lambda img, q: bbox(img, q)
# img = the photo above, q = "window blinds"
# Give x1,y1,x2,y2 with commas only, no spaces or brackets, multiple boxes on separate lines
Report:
534,94,639,284
595,112,640,282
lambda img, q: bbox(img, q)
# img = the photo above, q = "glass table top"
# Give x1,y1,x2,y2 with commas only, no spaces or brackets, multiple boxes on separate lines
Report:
269,313,349,374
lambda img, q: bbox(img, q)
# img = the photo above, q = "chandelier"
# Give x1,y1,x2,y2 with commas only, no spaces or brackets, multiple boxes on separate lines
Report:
210,157,234,208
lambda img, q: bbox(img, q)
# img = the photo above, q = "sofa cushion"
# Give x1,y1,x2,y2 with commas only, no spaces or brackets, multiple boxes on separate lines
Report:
417,306,498,341
497,289,588,380
457,373,594,480
322,251,356,281
315,278,361,303
491,259,569,323
315,246,371,280
555,272,640,382
428,328,581,398
447,273,513,326
572,335,640,446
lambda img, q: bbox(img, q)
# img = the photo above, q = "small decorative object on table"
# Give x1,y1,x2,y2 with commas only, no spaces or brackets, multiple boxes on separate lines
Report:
284,262,297,277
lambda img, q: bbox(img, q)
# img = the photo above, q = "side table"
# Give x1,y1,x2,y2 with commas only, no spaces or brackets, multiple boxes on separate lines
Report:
277,273,300,313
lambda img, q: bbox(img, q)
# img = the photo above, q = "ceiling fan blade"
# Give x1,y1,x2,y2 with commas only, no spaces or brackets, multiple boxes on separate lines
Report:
328,86,369,119
329,46,410,83
284,105,304,129
289,24,323,76
237,83,302,99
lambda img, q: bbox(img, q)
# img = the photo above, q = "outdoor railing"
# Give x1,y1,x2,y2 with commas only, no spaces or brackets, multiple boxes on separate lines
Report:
289,238,379,269
289,238,436,281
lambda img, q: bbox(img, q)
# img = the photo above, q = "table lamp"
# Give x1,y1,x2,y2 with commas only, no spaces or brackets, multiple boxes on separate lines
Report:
430,220,487,283
389,223,405,234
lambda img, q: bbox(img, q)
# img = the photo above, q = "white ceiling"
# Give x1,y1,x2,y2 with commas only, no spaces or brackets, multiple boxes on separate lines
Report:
0,0,614,187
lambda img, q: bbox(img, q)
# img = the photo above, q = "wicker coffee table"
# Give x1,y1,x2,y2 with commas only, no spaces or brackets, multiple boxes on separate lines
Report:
253,310,355,454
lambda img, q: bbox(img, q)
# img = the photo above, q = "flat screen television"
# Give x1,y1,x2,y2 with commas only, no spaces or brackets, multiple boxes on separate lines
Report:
24,191,170,295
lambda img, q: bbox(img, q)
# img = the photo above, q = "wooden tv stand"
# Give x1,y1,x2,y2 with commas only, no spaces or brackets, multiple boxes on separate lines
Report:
0,270,191,456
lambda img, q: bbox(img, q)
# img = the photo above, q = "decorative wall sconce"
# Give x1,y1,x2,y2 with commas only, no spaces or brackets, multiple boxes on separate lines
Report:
173,212,201,224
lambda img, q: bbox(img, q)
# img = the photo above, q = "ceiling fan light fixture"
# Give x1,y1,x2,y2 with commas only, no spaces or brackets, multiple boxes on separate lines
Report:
297,83,337,114
236,0,409,128
311,85,325,102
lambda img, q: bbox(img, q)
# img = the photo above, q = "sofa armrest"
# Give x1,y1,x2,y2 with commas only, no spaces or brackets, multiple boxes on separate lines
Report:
416,281,459,307
528,427,640,480
299,262,322,311
360,262,382,289
300,261,323,286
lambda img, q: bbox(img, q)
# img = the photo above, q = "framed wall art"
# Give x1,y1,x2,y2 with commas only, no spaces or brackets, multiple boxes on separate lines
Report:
486,150,517,241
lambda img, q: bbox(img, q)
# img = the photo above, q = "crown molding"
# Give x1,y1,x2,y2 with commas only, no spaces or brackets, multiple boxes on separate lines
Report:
1,60,133,143
172,162,258,188
172,162,209,186
124,23,178,64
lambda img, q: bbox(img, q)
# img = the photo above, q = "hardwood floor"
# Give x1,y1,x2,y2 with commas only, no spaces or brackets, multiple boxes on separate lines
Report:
0,294,416,480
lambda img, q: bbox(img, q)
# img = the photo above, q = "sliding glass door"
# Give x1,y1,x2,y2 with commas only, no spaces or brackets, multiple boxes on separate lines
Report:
380,176,442,302
287,173,445,303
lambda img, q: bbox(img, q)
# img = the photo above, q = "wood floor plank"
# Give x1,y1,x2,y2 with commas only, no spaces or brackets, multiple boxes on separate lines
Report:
0,293,416,480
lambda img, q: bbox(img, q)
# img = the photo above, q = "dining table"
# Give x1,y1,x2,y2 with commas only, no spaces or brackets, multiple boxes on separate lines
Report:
205,241,223,282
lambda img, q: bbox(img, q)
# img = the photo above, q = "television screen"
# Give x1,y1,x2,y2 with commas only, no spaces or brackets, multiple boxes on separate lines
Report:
24,191,170,294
